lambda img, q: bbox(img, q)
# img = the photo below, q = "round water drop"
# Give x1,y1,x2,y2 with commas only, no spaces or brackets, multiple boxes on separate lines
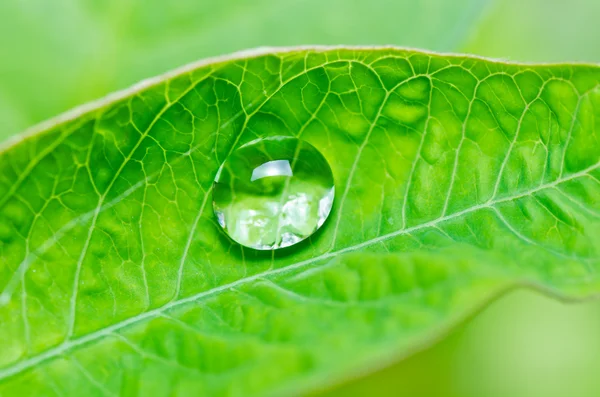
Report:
213,136,335,250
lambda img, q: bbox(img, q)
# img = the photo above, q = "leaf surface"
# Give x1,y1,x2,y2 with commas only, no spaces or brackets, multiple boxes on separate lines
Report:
1,47,600,396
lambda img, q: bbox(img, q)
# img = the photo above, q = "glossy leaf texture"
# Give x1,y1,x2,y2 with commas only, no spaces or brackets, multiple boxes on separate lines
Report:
0,47,599,396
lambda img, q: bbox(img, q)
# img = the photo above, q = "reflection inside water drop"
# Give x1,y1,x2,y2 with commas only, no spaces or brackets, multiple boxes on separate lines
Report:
212,136,335,250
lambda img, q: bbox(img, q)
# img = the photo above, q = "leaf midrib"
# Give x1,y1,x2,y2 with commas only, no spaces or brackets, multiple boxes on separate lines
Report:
0,159,598,381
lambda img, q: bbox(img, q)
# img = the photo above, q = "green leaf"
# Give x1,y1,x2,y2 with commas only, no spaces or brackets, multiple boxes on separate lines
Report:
1,47,599,396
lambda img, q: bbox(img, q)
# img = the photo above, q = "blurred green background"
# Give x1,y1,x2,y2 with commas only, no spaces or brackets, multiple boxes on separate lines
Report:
318,290,600,397
1,0,600,396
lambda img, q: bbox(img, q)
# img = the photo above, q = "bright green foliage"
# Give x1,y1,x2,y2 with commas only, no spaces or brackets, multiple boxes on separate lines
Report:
0,48,599,396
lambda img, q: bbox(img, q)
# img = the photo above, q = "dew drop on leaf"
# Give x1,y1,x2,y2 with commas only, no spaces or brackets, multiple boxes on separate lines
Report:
212,136,335,250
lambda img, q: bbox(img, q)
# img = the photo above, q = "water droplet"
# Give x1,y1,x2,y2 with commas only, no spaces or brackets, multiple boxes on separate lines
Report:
213,136,335,250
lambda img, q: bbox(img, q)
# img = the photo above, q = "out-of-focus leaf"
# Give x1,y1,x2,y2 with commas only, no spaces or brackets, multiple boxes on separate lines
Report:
463,0,600,62
315,289,600,397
